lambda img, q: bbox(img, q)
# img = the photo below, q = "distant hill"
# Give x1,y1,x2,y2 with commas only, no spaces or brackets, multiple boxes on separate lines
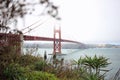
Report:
85,44,120,48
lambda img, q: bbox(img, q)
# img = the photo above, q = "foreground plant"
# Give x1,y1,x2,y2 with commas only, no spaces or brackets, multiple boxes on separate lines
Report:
85,55,110,74
3,63,59,80
73,55,110,80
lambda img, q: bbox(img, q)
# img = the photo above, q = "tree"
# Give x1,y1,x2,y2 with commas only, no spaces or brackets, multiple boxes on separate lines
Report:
83,55,110,79
73,55,110,80
0,0,60,32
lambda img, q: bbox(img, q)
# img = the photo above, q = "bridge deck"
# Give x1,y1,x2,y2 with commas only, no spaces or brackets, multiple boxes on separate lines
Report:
24,35,80,43
0,33,80,46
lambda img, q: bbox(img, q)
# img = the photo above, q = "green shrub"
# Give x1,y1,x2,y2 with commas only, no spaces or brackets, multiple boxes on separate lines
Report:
3,63,27,80
34,61,47,71
3,63,59,80
25,71,59,80
18,54,42,66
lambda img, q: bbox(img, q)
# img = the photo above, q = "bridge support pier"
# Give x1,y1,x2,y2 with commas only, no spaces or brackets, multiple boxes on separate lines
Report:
53,27,61,55
20,33,23,54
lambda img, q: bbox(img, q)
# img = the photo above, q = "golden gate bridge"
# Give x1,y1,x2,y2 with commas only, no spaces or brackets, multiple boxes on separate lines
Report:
0,19,82,55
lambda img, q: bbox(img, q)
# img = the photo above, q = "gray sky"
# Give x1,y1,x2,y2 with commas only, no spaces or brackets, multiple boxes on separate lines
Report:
17,0,120,44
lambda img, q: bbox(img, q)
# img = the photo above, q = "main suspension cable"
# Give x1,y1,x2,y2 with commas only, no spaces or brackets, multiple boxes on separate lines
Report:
21,19,42,31
23,19,49,34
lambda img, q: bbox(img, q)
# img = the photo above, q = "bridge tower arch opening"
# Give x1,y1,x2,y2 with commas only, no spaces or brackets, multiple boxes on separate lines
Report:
53,27,61,55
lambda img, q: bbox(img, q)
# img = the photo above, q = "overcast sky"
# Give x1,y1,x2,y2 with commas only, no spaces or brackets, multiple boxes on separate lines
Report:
17,0,120,44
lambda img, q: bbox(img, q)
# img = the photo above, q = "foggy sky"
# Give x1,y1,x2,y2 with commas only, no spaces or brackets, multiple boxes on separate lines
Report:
17,0,120,44
60,0,120,44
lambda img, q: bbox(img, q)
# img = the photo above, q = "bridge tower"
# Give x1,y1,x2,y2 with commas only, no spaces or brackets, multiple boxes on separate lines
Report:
53,27,61,55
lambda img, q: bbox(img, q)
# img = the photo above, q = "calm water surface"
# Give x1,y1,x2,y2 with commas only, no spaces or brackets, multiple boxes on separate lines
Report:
24,48,120,79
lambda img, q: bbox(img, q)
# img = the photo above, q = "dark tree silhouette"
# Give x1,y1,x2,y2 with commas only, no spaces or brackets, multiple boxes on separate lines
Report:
0,0,60,32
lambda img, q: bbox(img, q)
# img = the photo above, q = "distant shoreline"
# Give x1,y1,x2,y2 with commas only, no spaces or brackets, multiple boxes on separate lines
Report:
23,42,120,49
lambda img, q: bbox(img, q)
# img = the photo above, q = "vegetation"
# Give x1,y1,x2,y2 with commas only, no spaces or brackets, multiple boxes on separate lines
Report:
0,45,113,80
3,63,58,80
72,55,110,80
0,0,60,28
0,47,59,80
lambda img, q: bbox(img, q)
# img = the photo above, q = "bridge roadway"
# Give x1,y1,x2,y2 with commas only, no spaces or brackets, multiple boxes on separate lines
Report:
0,33,80,44
24,35,80,44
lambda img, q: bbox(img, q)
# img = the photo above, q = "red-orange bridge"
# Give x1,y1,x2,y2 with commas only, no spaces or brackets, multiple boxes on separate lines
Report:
0,27,82,54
